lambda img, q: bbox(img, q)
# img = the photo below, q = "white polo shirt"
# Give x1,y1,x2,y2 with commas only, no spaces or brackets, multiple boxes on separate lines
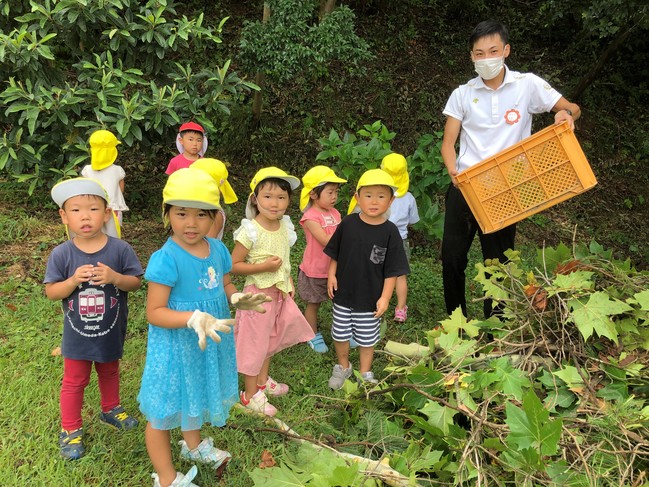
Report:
443,66,562,173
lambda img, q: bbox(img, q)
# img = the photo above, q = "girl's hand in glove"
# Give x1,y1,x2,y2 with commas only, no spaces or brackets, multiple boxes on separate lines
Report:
187,310,235,350
230,292,272,313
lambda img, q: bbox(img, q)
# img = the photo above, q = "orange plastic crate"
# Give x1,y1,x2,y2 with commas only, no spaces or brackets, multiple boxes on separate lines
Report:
455,122,597,234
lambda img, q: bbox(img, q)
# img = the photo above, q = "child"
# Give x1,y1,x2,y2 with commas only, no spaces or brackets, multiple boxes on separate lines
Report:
231,167,315,416
297,165,347,353
45,178,144,460
138,168,269,487
190,158,239,240
81,129,128,230
380,153,420,322
165,122,208,175
324,169,409,389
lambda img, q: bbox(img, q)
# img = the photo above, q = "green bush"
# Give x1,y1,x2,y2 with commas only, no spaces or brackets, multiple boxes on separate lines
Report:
0,0,257,193
316,120,450,241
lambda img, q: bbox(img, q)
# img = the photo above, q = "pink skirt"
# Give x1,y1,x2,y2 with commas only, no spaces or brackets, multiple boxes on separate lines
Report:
234,284,314,376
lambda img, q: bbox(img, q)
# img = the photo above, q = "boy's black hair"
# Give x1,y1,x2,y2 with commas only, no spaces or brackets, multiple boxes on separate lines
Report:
179,129,203,137
253,177,293,197
162,203,217,235
469,20,509,49
357,185,394,197
310,181,341,199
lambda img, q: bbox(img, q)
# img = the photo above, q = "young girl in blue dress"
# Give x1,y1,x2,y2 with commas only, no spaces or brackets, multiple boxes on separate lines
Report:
138,168,269,487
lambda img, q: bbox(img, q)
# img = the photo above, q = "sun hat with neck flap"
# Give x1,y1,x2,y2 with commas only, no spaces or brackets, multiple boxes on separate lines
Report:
347,168,398,214
299,165,347,211
162,168,222,226
89,130,121,171
380,153,409,197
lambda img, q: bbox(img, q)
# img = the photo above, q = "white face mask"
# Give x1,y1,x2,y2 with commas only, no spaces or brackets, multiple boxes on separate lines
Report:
474,56,504,80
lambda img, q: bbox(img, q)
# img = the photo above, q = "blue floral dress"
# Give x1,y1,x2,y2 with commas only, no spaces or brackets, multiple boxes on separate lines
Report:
138,238,238,431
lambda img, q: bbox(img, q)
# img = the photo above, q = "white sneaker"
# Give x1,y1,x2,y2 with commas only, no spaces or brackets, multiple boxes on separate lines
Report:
152,465,199,487
360,371,379,385
328,364,353,390
179,437,231,470
240,390,277,416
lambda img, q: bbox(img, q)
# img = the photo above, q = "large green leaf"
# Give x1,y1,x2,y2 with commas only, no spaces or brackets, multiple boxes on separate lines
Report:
419,400,456,435
569,292,632,342
505,390,562,456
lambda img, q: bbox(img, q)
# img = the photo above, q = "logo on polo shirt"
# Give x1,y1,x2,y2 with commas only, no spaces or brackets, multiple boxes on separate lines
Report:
504,109,521,125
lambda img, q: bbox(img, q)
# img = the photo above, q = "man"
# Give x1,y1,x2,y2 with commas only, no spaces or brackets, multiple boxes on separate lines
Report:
440,20,580,317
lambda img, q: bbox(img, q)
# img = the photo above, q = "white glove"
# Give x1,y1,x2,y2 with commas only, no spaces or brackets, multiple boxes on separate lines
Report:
187,310,235,351
230,292,271,312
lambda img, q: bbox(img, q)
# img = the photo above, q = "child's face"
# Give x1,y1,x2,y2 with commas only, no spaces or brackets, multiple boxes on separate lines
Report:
179,131,204,157
356,185,394,220
168,206,214,248
60,195,110,240
312,183,339,210
254,182,290,223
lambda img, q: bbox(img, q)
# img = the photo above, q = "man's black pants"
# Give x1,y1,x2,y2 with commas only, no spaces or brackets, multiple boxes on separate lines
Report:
441,185,516,318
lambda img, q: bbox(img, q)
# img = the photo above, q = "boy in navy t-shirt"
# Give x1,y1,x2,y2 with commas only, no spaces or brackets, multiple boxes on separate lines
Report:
45,178,143,460
324,169,409,389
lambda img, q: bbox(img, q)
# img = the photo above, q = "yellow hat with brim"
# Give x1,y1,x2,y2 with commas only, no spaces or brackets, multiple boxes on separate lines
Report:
190,158,238,205
347,168,398,214
89,130,121,171
380,153,409,197
250,166,300,194
300,165,347,211
51,177,121,239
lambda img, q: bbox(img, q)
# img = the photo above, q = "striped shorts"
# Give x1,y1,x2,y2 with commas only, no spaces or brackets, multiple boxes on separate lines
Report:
331,303,380,347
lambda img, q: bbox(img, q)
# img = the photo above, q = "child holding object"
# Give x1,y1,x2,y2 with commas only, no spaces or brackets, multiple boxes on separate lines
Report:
165,122,208,175
231,167,315,417
45,178,143,460
190,158,239,240
138,168,269,487
81,129,128,231
297,165,347,353
325,169,409,389
380,153,420,322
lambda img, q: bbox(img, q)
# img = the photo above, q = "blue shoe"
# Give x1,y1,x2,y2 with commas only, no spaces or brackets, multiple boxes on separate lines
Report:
349,336,359,349
307,332,329,353
59,428,85,460
100,405,139,430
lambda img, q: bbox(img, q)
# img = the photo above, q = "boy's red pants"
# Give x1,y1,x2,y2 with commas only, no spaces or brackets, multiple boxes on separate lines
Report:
60,358,120,431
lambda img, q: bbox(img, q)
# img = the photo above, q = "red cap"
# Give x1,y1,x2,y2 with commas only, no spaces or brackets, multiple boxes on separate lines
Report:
179,122,204,134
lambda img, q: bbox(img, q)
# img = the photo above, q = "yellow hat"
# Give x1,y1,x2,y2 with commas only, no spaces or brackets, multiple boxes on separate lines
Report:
89,130,120,171
380,153,409,197
163,168,221,225
347,169,398,214
299,165,347,211
51,177,121,239
190,158,238,204
250,166,300,194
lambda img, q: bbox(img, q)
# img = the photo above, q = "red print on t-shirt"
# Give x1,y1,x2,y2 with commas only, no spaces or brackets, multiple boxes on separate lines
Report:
504,109,521,125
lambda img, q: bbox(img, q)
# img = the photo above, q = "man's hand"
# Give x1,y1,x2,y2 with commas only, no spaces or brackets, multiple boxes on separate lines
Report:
230,292,271,312
187,310,234,351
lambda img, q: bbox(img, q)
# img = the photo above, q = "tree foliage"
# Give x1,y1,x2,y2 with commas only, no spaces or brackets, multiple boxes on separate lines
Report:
0,0,257,193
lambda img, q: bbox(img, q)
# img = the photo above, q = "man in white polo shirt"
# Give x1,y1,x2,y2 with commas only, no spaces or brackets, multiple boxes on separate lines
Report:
440,19,581,318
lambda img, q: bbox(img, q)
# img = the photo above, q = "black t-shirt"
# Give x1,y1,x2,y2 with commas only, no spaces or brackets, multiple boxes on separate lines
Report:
324,213,409,312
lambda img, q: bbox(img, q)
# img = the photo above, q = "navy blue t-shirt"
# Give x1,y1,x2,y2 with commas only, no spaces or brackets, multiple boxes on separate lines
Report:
324,213,409,312
44,237,143,362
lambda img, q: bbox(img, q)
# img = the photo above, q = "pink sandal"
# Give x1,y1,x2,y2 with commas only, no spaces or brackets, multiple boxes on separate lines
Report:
394,306,408,323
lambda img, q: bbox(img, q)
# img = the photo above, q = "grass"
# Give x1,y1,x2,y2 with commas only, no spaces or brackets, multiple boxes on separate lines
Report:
0,194,490,486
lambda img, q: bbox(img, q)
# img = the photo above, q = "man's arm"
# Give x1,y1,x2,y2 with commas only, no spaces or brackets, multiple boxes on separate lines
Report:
441,116,462,187
552,96,581,130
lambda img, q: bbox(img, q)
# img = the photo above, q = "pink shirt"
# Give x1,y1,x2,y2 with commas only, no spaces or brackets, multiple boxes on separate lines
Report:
299,206,341,278
165,154,199,175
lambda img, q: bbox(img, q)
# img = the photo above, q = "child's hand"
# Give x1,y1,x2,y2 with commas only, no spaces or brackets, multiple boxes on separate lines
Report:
374,297,390,318
327,277,337,299
73,265,95,285
262,256,283,272
231,292,271,312
187,310,235,351
90,262,117,286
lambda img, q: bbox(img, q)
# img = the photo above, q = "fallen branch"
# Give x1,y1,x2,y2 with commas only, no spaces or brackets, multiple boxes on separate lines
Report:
234,403,418,487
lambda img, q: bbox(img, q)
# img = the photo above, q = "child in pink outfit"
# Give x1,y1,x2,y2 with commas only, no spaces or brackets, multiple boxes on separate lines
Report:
165,122,208,175
231,167,314,417
297,166,347,354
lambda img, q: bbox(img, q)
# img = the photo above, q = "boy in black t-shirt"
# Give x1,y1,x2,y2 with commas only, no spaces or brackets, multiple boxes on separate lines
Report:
324,169,409,389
